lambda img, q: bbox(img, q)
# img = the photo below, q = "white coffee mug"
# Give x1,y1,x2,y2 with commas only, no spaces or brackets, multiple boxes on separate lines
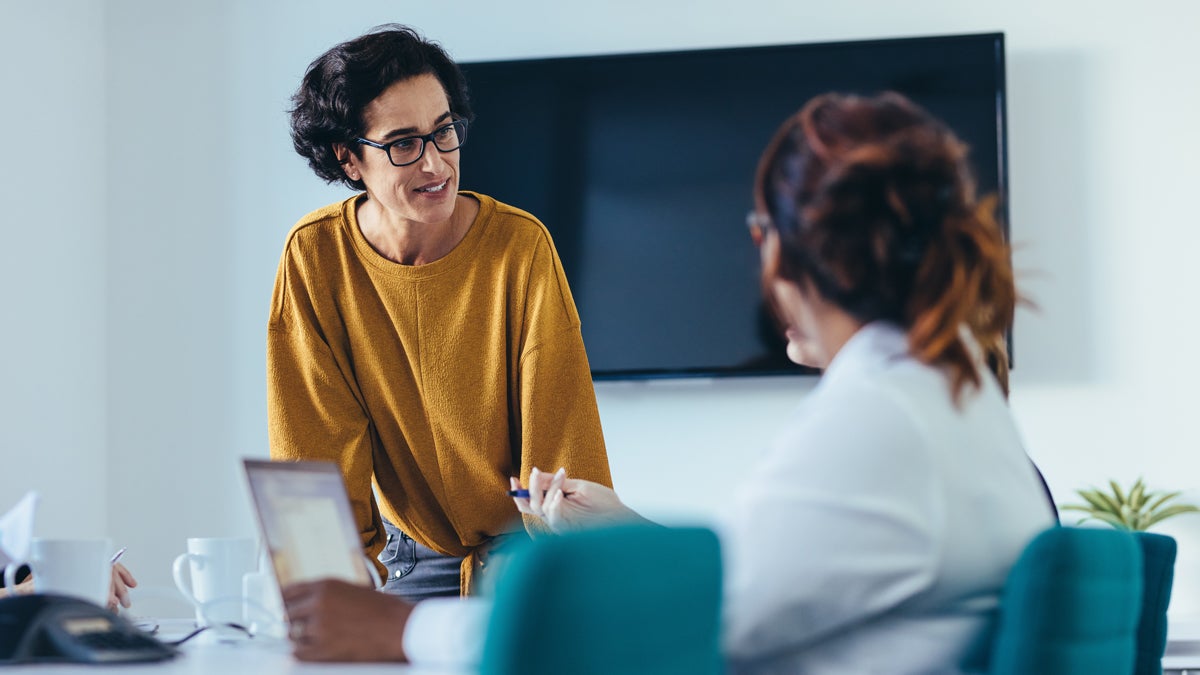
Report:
3,538,112,606
172,537,257,627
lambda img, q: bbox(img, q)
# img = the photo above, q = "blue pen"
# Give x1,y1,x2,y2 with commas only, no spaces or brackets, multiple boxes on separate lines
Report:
507,489,571,498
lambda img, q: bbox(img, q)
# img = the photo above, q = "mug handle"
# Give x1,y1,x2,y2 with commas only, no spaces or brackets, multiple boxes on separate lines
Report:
3,562,25,591
172,552,204,607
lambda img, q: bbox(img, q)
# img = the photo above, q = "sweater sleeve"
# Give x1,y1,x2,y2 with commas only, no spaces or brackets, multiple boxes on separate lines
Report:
514,235,613,534
266,246,386,569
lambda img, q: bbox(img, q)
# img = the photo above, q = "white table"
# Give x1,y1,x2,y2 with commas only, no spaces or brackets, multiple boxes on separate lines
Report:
1166,618,1200,674
5,620,470,675
6,644,467,675
11,616,1200,673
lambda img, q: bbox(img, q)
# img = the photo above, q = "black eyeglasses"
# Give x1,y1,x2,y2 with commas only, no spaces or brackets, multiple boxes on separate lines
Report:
355,119,469,167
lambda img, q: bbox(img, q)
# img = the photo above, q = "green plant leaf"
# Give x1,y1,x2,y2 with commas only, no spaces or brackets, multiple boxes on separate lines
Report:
1120,503,1135,527
1092,511,1132,530
1110,480,1127,505
1143,504,1200,529
1129,478,1146,511
1140,490,1159,512
1131,511,1148,532
1060,504,1095,513
1146,491,1183,514
1078,489,1119,515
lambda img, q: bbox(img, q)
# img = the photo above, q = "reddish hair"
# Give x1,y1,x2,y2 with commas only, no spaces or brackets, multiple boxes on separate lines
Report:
753,92,1015,400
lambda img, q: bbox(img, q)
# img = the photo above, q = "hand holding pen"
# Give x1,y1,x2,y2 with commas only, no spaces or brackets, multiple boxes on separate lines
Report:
108,546,138,611
509,467,645,534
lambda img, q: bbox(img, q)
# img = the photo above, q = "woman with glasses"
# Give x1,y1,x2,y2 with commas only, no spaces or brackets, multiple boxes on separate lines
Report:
268,24,612,603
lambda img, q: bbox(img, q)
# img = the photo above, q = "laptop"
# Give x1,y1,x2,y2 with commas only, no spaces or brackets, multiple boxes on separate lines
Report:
242,459,374,589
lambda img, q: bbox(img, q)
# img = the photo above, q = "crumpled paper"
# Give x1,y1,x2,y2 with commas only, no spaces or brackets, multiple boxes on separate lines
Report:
0,491,38,569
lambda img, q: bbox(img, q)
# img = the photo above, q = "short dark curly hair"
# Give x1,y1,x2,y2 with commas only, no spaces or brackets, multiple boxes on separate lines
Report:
289,24,474,191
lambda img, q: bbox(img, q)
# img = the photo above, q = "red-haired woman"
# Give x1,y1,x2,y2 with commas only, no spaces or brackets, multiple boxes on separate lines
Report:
516,92,1056,673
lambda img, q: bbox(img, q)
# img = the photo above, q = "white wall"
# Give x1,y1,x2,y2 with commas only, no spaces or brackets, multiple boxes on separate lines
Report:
0,0,108,539
4,0,1200,616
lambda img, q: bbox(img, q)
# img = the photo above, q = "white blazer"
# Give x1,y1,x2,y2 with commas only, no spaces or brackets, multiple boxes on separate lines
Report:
720,322,1055,674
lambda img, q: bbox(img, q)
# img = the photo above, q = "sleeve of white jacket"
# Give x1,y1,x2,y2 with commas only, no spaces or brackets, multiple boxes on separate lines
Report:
402,597,492,666
719,385,942,663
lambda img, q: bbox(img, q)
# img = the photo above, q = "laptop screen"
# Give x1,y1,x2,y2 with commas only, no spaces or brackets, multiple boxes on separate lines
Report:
243,459,373,588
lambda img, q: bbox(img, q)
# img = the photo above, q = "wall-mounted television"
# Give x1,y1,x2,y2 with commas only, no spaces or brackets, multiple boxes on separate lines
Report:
460,32,1008,379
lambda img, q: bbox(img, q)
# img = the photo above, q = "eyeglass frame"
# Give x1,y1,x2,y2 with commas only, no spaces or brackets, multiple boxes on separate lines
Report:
746,210,773,246
354,118,469,168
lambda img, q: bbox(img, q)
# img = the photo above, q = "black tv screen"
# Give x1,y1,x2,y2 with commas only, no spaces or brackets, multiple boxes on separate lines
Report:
460,33,1007,379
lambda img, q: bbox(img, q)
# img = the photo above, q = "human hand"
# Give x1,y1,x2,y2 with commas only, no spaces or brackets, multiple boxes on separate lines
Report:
0,577,34,599
511,467,640,533
108,563,137,611
282,579,414,662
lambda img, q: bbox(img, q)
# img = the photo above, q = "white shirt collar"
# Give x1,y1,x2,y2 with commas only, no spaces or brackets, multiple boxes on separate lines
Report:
817,321,909,391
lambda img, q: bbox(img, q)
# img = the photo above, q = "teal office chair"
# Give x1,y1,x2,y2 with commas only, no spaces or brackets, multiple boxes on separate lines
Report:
976,526,1144,675
480,525,723,675
1133,532,1177,675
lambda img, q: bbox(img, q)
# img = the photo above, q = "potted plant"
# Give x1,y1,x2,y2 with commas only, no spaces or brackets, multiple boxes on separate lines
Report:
1061,477,1199,531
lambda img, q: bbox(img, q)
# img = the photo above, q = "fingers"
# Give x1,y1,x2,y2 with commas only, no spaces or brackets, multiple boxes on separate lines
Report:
511,477,536,515
547,467,566,496
284,582,326,652
527,467,546,516
513,467,573,521
529,468,563,490
114,562,138,587
283,579,413,662
281,581,321,626
109,563,135,609
544,489,567,533
109,584,131,609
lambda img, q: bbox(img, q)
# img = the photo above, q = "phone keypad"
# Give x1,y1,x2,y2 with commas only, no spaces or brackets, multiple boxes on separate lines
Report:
77,632,158,651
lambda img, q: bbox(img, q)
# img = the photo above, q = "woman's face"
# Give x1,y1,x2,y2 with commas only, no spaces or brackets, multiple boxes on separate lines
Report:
770,279,826,368
759,231,827,369
340,73,461,226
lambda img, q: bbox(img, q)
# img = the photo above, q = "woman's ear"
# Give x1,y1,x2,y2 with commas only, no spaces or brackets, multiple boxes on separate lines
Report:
333,143,361,182
757,228,782,279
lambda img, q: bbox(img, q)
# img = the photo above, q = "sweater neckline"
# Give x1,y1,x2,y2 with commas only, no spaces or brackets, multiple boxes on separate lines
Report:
343,191,491,279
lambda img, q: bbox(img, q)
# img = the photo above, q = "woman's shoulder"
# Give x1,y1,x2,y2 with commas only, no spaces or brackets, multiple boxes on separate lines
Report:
276,197,361,269
287,196,356,241
465,191,555,248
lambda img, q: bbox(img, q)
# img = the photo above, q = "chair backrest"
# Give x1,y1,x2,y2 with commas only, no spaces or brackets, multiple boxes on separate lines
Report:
480,525,723,675
985,526,1143,675
1133,532,1177,675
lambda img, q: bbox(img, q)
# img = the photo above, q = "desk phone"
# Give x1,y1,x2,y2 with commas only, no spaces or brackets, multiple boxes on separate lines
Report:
0,593,177,664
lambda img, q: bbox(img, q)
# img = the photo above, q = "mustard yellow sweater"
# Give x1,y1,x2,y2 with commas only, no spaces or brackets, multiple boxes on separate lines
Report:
267,192,611,592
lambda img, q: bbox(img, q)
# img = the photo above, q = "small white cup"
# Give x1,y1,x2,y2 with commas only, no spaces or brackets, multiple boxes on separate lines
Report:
3,538,112,606
172,537,257,627
242,567,286,638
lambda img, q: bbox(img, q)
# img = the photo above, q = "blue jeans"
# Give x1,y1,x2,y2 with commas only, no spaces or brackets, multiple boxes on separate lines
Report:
378,519,462,601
